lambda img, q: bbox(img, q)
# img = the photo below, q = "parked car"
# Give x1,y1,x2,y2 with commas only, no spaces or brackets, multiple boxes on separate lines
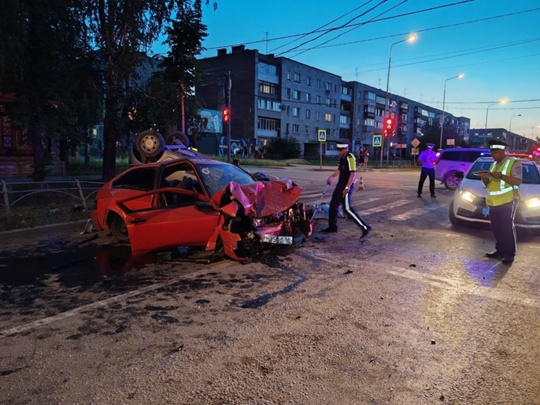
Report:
434,147,490,190
92,156,312,260
449,156,540,229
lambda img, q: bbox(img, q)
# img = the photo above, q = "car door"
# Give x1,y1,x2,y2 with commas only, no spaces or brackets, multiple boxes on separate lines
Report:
116,188,221,256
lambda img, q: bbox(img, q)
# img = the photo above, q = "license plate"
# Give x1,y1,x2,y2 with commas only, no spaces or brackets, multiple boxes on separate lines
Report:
482,207,489,216
262,235,293,245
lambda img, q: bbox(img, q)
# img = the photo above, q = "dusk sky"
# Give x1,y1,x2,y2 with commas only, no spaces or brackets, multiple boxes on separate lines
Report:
186,0,540,140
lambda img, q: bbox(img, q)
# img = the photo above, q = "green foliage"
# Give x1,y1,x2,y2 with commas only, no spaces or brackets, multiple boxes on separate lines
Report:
265,137,302,160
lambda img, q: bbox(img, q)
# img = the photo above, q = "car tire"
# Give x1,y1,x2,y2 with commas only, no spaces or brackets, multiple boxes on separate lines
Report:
166,131,190,147
448,200,461,226
110,214,129,242
444,171,462,190
136,130,165,158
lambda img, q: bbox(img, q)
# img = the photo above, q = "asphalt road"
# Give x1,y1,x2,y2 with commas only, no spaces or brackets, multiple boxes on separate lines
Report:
1,166,539,404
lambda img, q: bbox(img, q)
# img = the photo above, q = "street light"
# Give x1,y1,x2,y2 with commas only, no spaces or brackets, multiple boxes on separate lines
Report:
509,114,521,132
484,99,508,147
439,73,464,149
381,33,417,166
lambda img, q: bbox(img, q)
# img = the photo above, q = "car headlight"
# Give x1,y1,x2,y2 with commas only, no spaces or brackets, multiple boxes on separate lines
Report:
524,197,540,209
460,191,477,203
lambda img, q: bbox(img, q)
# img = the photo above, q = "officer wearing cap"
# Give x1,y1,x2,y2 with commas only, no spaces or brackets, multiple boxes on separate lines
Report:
417,143,438,198
480,139,522,264
322,143,371,238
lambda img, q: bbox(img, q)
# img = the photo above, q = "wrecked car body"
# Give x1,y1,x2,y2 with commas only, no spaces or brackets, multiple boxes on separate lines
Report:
91,157,312,260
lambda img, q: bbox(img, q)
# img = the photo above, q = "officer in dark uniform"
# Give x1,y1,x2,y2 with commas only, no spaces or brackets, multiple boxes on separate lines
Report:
480,139,522,264
321,143,371,238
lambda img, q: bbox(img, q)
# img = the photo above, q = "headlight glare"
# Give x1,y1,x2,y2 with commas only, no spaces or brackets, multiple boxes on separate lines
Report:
460,191,476,203
525,197,540,209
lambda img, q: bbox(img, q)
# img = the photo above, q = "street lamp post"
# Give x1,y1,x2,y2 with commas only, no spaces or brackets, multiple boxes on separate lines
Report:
509,114,521,132
439,73,464,149
484,99,508,147
381,34,416,167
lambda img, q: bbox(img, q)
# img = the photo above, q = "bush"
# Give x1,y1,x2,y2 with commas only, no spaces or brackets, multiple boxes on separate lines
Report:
266,137,301,160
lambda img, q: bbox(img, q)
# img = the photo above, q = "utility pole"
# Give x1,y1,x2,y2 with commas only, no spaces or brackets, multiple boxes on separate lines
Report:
224,72,232,163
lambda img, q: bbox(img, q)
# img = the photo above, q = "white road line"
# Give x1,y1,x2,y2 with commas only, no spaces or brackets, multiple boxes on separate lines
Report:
309,252,540,309
361,200,411,215
389,204,441,221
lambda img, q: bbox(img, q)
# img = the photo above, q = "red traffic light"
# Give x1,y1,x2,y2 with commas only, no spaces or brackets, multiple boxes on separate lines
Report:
222,107,230,123
385,117,394,131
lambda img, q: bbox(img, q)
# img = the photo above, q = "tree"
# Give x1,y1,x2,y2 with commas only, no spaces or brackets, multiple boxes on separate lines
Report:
82,0,216,181
0,0,87,179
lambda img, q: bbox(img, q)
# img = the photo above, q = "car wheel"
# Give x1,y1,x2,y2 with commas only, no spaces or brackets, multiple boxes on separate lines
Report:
136,130,165,158
448,200,461,226
110,214,129,242
166,131,190,147
444,171,462,190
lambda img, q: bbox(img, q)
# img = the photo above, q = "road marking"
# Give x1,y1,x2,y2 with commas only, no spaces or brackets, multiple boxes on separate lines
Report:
0,261,233,339
389,204,441,221
308,251,540,309
362,200,411,215
388,268,540,309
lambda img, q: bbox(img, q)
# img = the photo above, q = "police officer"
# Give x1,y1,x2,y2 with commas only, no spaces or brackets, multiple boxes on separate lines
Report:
322,143,371,238
417,143,437,198
480,139,522,264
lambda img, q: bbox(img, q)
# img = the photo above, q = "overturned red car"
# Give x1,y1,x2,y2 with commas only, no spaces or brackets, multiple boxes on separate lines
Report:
91,152,312,260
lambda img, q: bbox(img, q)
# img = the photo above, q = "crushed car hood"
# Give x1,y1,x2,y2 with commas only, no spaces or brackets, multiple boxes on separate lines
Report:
212,178,302,217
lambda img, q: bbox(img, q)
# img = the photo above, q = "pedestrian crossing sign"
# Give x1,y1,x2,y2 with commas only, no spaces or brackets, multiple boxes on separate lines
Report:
373,134,382,147
318,129,326,142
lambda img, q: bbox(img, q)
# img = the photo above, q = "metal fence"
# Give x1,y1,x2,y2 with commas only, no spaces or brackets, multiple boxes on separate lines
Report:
1,178,104,217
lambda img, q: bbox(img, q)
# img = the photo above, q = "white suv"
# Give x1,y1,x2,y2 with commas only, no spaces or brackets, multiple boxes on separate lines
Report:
434,148,490,190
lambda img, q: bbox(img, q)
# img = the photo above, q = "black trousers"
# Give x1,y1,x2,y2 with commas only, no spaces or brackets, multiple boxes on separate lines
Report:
489,201,517,257
328,186,370,232
418,167,435,196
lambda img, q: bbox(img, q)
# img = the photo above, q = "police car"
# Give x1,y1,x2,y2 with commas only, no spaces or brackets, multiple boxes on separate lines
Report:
449,156,540,229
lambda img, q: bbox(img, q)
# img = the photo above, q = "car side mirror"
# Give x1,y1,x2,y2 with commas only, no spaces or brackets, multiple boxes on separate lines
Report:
455,171,464,179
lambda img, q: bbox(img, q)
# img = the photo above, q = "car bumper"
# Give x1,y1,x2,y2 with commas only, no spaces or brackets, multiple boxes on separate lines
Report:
454,197,540,229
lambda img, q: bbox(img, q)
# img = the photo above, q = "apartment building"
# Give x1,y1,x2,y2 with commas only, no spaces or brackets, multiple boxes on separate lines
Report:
196,45,471,159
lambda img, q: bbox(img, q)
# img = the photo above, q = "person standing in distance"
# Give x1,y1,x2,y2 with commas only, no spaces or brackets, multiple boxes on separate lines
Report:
417,143,437,198
480,139,522,264
321,143,371,238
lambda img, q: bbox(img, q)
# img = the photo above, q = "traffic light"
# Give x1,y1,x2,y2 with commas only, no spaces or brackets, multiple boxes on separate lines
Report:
384,117,394,136
222,107,230,123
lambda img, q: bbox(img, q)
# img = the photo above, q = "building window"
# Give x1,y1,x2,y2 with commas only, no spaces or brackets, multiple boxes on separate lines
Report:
286,70,291,80
259,81,279,96
307,76,311,86
305,93,311,102
305,109,311,119
325,98,331,107
316,95,321,105
317,79,321,88
292,107,300,117
258,99,282,111
286,88,291,98
340,115,350,125
258,63,278,76
305,125,310,135
316,111,320,120
293,73,300,83
292,124,300,133
325,113,332,122
258,118,278,131
293,90,300,100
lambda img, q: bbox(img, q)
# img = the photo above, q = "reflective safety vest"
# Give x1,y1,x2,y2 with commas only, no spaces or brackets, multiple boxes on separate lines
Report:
486,158,519,206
